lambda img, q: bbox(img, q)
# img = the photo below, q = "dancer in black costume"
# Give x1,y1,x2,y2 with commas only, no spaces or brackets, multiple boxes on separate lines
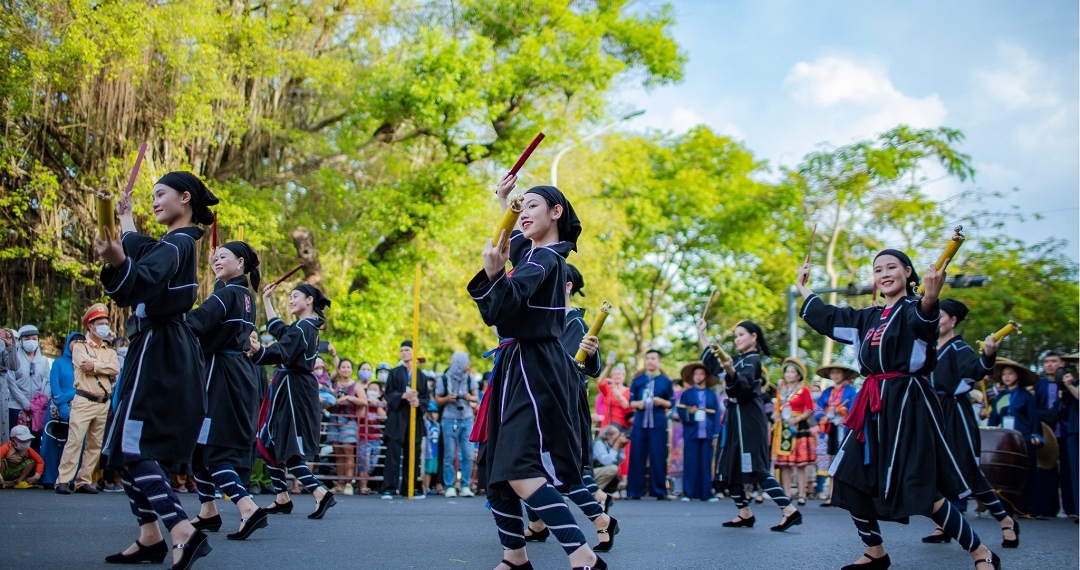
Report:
797,251,1001,570
187,241,269,540
251,281,336,520
467,174,605,570
96,171,216,569
921,299,1018,547
523,263,619,552
696,318,802,532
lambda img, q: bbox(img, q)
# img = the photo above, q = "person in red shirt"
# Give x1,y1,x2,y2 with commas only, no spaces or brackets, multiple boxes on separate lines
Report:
598,363,632,431
772,357,817,505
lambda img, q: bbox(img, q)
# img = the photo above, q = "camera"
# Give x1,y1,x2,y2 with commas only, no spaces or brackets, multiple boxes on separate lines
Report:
455,395,466,411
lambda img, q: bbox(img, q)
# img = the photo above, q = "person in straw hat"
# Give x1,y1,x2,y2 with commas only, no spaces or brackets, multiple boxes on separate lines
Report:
814,362,859,507
772,357,816,506
988,358,1042,518
676,362,721,502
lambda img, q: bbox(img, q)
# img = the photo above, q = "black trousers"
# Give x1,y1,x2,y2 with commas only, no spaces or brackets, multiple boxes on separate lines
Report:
381,437,422,495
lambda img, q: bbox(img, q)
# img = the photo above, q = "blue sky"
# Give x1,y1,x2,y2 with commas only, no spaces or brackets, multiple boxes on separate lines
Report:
617,0,1079,260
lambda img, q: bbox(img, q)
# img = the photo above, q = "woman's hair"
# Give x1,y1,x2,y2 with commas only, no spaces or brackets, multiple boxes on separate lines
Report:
338,358,354,369
358,361,372,370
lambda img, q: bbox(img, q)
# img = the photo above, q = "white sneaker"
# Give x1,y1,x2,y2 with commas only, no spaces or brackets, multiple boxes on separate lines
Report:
343,484,354,496
445,487,458,498
460,487,475,498
680,496,691,502
381,492,393,500
413,493,426,499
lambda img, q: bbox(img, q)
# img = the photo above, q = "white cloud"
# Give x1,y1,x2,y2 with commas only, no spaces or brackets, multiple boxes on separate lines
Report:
972,43,1061,111
782,56,948,137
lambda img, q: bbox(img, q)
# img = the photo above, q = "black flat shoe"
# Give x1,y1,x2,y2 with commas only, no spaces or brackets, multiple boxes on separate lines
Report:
1001,518,1020,548
307,491,336,519
104,539,168,564
593,516,619,552
975,551,1001,570
226,508,269,541
190,514,222,533
499,559,535,570
55,483,71,495
770,510,802,532
921,531,951,544
604,494,614,513
820,502,834,508
840,553,891,570
573,554,607,570
171,530,211,570
523,525,549,542
265,500,293,514
797,496,807,506
722,514,755,528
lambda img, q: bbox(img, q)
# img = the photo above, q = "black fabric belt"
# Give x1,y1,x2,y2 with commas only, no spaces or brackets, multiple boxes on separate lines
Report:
75,389,109,404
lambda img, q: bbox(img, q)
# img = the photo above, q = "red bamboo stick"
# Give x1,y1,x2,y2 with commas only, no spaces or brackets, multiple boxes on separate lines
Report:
270,264,304,287
123,142,148,197
506,133,545,178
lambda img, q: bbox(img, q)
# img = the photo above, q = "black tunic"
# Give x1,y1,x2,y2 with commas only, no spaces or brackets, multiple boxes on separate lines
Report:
704,347,771,487
100,227,207,470
801,294,970,521
467,239,582,496
561,307,602,469
930,335,996,495
187,276,261,468
383,365,431,443
251,316,322,464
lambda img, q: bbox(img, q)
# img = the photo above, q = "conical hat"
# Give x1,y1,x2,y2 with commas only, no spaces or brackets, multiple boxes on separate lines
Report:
680,361,719,388
991,358,1038,387
815,362,860,381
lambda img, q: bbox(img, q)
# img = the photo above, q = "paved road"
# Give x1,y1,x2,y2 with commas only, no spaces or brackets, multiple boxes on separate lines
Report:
2,490,1076,569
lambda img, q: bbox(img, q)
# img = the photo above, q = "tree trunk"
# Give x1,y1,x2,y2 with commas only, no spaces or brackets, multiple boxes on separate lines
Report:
822,198,843,365
291,227,322,287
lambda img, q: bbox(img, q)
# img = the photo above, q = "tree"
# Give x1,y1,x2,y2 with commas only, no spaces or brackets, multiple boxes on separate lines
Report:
786,125,975,364
0,0,685,359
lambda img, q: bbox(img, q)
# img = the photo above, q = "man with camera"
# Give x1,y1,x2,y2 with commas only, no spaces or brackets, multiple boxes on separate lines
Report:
434,351,478,498
592,425,629,495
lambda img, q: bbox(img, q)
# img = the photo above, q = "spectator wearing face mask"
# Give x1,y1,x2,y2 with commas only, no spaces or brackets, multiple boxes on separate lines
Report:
9,325,51,449
41,331,84,487
0,328,18,444
1,425,43,488
113,337,130,368
56,304,121,495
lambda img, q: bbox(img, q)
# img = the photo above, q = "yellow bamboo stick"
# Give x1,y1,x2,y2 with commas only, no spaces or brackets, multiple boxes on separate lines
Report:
407,263,420,499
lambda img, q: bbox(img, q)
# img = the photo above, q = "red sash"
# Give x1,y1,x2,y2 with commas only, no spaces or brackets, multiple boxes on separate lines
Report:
844,372,902,442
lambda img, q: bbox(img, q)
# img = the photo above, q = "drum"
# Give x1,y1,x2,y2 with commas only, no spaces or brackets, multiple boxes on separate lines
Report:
979,427,1028,505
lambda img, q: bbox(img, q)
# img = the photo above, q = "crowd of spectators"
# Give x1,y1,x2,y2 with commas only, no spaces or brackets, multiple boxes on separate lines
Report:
2,316,1077,523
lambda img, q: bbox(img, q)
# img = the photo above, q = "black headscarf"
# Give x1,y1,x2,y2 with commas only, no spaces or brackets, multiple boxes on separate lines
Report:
566,263,585,297
294,283,331,318
523,185,582,251
156,171,219,226
737,320,771,356
221,241,261,291
939,299,969,324
874,248,921,295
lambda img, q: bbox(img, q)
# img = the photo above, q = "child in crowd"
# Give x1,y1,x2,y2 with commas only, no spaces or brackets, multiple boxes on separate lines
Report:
1,426,43,488
422,401,441,495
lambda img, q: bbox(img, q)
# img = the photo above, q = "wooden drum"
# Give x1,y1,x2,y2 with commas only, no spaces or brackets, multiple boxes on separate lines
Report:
979,427,1029,505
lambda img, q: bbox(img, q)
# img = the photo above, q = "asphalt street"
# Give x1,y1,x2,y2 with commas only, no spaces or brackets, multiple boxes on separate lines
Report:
2,490,1077,569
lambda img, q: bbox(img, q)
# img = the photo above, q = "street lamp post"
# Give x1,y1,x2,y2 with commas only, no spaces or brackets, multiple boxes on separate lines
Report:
550,109,646,187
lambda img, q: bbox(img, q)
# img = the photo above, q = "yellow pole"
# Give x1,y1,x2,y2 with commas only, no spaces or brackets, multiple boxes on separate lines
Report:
407,263,420,499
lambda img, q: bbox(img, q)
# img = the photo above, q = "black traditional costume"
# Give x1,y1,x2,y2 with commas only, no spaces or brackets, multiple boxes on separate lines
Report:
800,249,995,566
100,171,216,565
380,340,430,497
925,299,1015,546
187,241,267,535
704,323,798,530
251,284,335,518
467,185,598,564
